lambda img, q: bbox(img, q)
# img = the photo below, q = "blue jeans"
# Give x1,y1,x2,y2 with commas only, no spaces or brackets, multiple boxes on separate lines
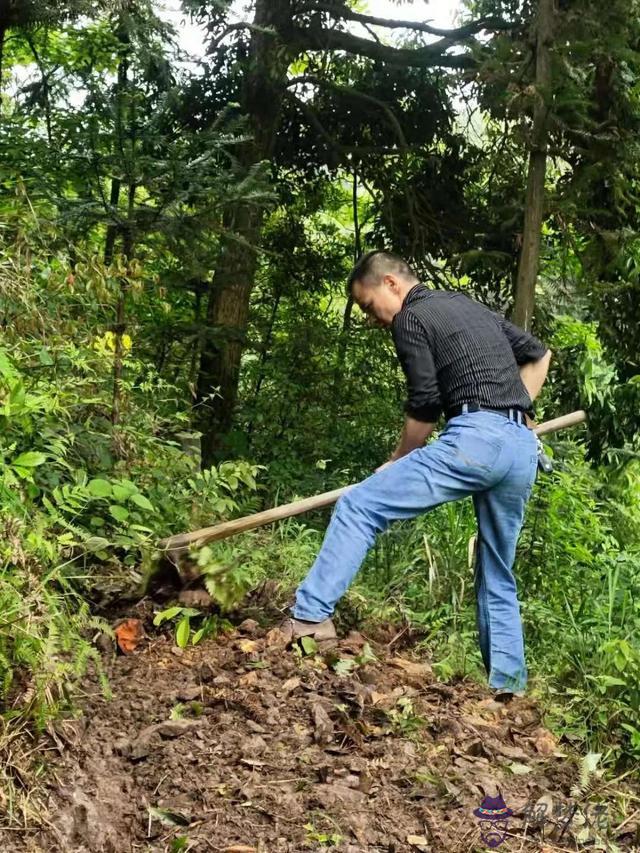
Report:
292,411,538,692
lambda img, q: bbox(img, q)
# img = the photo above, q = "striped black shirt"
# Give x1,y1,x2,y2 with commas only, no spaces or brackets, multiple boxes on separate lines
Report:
391,285,548,423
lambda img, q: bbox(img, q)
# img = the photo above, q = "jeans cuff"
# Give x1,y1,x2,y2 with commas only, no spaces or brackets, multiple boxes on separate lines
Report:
291,608,331,622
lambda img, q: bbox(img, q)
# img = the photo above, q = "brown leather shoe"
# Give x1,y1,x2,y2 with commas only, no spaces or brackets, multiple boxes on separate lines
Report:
278,616,337,643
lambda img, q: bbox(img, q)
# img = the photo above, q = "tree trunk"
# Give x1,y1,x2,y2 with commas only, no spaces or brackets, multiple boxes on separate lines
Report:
0,24,6,99
513,0,555,330
111,192,135,430
109,14,134,441
195,0,291,467
246,287,283,444
103,178,121,266
340,166,361,344
188,280,205,390
331,165,361,411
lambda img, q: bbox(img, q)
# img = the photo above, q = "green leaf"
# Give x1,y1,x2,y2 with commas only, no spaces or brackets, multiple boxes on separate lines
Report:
12,451,46,467
88,478,112,498
191,627,206,645
356,643,377,665
112,483,133,502
130,493,155,512
153,606,183,626
333,658,356,676
109,504,129,522
599,675,627,688
176,616,190,648
85,536,110,552
300,636,318,655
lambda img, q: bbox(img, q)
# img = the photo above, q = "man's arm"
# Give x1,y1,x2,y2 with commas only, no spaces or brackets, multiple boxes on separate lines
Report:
499,315,551,405
380,311,442,469
519,348,552,402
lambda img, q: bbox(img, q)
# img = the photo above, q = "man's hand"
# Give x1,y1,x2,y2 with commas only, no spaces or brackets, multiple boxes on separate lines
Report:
375,416,436,472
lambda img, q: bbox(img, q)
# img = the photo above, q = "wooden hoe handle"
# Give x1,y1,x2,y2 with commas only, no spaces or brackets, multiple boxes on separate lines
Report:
158,409,587,553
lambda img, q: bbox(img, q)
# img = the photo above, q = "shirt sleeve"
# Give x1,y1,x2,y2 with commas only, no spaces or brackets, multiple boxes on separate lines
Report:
392,310,442,422
499,317,548,365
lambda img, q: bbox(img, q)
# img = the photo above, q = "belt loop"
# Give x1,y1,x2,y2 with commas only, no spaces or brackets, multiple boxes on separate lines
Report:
508,407,514,421
462,403,468,414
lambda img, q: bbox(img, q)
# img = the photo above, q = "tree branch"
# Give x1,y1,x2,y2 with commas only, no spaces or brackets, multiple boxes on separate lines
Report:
287,24,478,69
298,3,513,40
210,21,276,49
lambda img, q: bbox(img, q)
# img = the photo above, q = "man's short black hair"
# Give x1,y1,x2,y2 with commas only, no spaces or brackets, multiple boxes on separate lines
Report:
347,250,418,295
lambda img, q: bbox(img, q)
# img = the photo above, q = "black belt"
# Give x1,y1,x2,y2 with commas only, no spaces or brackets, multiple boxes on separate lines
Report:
445,403,529,425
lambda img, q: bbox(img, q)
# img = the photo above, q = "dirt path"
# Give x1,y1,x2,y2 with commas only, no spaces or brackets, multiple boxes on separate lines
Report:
4,610,638,852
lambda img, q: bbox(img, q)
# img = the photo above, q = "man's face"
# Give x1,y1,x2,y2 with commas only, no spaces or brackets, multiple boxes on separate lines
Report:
352,275,405,327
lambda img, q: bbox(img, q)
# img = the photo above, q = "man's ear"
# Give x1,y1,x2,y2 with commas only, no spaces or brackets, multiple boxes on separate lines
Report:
384,274,400,292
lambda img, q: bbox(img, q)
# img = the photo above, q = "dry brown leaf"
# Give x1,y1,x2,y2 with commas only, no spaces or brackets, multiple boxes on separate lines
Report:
238,638,259,653
533,727,557,755
265,627,287,646
406,834,429,851
280,677,301,695
389,658,433,688
114,618,144,655
239,671,260,687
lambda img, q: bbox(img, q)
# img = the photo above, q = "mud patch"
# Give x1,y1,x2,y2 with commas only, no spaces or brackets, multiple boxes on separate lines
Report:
3,616,638,852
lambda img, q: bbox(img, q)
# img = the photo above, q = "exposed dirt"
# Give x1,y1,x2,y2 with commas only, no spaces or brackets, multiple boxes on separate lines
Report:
3,604,638,853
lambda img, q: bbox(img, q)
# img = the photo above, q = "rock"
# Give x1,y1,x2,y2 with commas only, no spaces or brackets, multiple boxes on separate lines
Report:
178,588,213,608
238,618,260,635
123,718,202,760
313,703,334,745
174,685,201,702
155,719,201,738
242,735,268,756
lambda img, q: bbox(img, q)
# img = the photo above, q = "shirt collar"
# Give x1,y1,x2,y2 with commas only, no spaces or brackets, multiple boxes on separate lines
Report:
401,283,428,309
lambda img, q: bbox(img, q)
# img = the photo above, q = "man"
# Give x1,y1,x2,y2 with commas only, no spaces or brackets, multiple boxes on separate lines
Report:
281,250,552,699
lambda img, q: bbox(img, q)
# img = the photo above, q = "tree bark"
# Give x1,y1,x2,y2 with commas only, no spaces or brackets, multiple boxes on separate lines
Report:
513,0,555,330
111,189,135,430
245,286,282,444
334,165,361,380
195,0,291,467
